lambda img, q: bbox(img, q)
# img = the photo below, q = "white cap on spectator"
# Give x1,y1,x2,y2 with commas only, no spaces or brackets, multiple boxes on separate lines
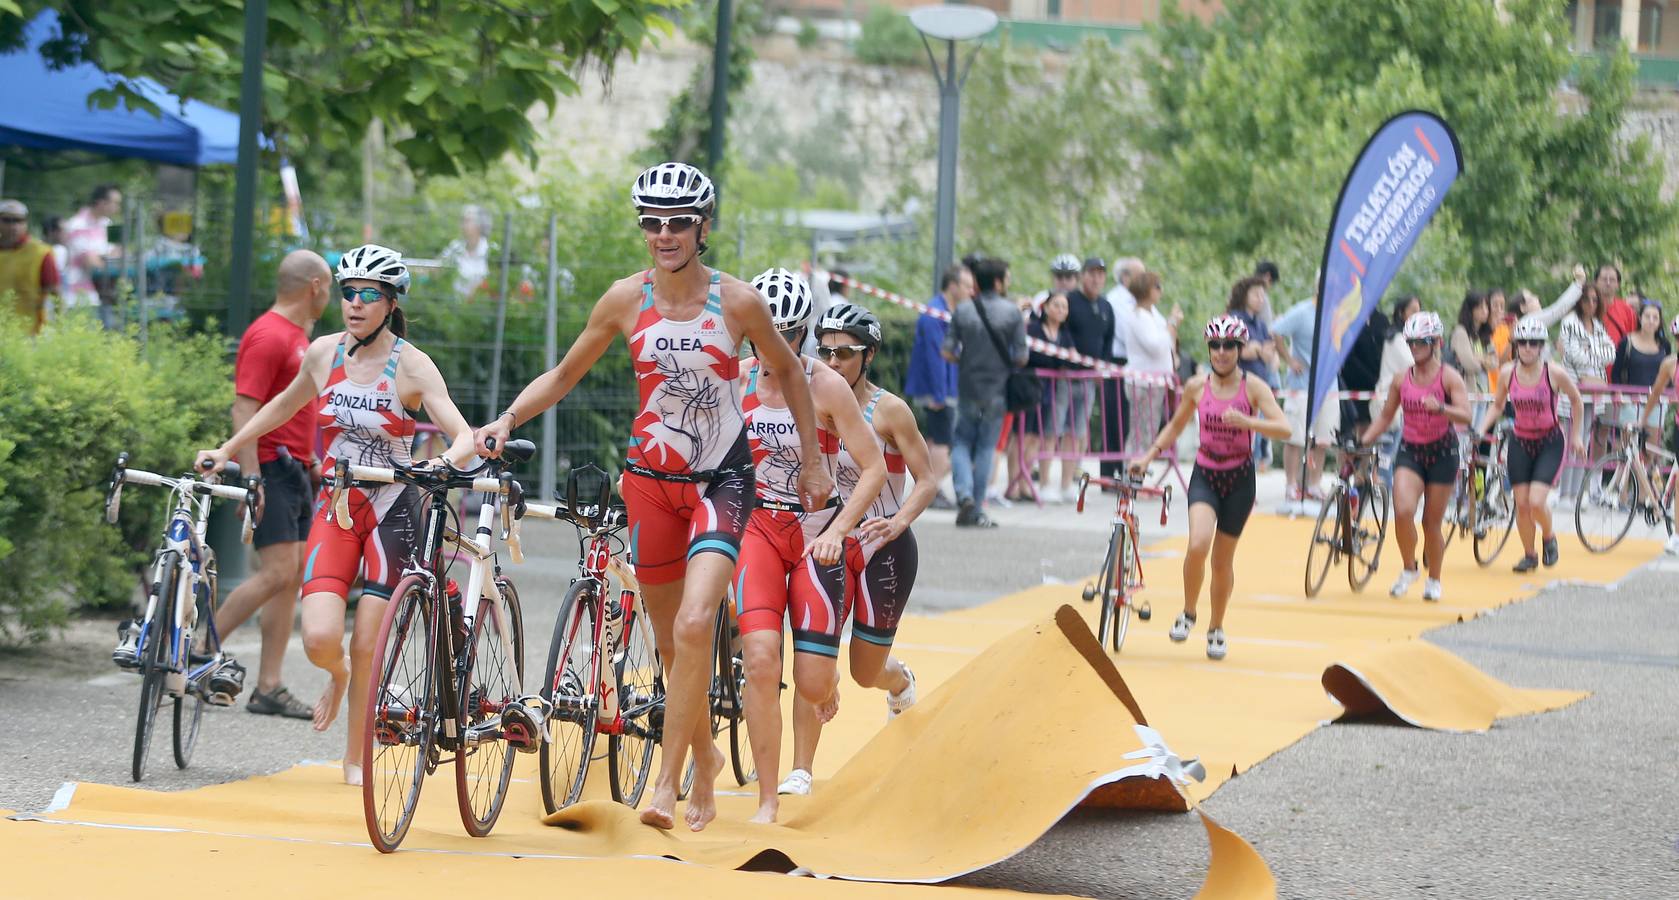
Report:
0,199,27,218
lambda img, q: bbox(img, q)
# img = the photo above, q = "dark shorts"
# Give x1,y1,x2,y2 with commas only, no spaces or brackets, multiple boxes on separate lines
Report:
1509,429,1565,487
253,457,314,549
845,526,918,647
1188,462,1257,538
1395,435,1460,486
920,402,954,446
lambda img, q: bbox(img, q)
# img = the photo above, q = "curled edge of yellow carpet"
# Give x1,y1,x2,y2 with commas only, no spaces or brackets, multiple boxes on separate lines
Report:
1321,640,1589,733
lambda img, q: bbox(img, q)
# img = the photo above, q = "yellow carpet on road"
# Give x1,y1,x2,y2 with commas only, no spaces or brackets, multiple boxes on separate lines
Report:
6,511,1649,899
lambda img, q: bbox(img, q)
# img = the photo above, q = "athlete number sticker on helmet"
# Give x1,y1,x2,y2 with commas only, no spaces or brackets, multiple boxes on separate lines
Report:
817,301,882,346
336,244,410,295
632,162,717,213
1513,315,1549,343
1204,314,1249,343
752,268,813,331
1403,311,1444,341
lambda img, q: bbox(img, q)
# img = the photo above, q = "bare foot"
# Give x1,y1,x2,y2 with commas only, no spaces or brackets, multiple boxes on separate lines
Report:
816,684,840,724
313,667,348,732
343,763,363,786
639,789,676,830
683,743,728,832
749,796,778,824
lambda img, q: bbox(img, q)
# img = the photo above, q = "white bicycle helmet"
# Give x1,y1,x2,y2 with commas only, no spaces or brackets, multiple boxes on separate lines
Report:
1403,310,1444,342
631,162,716,214
1204,314,1249,343
336,244,410,295
1512,315,1549,343
817,301,882,346
752,268,813,331
1050,253,1081,276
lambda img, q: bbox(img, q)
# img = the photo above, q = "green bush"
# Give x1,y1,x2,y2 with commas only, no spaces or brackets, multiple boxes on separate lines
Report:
854,5,923,67
796,18,820,50
0,312,231,642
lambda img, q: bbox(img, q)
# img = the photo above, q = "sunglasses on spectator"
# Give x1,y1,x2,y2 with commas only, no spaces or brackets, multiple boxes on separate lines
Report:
1206,340,1242,351
638,214,705,235
1407,338,1433,347
0,216,25,224
817,344,869,362
340,286,391,304
1515,339,1545,348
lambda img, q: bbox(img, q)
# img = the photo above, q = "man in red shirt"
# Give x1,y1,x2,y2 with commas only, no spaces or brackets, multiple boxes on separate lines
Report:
218,250,334,718
1598,264,1636,345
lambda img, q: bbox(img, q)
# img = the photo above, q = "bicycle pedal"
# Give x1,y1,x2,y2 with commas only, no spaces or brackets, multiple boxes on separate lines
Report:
203,690,236,708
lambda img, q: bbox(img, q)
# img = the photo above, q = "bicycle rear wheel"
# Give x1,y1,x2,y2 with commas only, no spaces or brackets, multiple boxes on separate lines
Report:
1305,488,1339,598
1473,451,1515,566
133,551,178,783
1109,525,1136,654
456,586,525,837
172,574,211,769
1347,480,1388,592
1575,454,1636,553
722,600,757,786
362,575,437,854
609,599,662,807
539,581,598,814
1093,527,1120,646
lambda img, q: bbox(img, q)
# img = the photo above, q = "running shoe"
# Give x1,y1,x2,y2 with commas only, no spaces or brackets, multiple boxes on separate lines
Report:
1542,536,1559,567
248,685,313,720
886,664,917,719
112,619,140,669
1389,566,1420,598
1205,627,1228,661
778,768,813,796
1168,612,1196,642
1512,555,1539,574
1665,534,1679,556
1422,578,1442,602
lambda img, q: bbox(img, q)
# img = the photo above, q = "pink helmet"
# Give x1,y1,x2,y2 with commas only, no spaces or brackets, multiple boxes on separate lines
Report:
1204,314,1249,343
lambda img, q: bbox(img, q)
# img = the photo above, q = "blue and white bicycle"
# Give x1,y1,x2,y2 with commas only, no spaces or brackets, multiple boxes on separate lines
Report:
105,452,258,782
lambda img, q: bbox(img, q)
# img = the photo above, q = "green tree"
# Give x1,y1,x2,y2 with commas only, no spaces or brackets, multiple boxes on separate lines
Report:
1136,0,1679,301
643,0,770,169
6,0,684,176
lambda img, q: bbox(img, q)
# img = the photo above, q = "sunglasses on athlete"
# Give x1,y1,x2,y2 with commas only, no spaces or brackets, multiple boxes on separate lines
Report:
1206,339,1243,351
1515,339,1545,348
340,286,391,304
1406,338,1434,347
817,344,869,362
638,214,705,235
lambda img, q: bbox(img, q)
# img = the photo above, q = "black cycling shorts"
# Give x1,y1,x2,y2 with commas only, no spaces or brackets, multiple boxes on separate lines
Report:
1188,462,1257,538
1508,429,1565,487
1395,435,1459,487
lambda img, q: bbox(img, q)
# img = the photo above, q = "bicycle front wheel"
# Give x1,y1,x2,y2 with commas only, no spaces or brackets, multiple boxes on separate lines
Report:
456,586,525,837
1347,480,1388,592
1575,453,1636,553
1305,488,1339,598
539,580,598,814
723,599,757,786
1093,526,1120,647
133,551,179,783
362,575,437,854
172,577,211,770
609,599,662,807
1473,454,1515,567
1106,525,1134,653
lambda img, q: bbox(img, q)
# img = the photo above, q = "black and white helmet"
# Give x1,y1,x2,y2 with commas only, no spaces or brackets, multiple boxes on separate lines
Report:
751,268,813,331
1512,315,1549,344
1050,253,1081,276
336,244,410,295
818,301,882,347
631,162,716,214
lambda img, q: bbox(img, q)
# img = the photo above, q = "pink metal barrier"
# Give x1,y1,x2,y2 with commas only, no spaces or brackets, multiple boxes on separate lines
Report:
1003,367,1185,505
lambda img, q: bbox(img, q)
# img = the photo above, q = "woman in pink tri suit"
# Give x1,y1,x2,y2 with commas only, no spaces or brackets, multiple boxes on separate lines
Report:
1131,315,1290,661
197,244,479,784
1360,311,1472,602
472,164,831,833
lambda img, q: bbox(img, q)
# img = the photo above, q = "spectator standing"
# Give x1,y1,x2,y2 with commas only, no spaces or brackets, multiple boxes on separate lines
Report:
1116,270,1179,463
1064,258,1116,477
1025,291,1078,501
1598,264,1636,345
1610,300,1671,406
1558,283,1615,503
1271,296,1339,512
1032,254,1080,317
1106,257,1145,361
63,184,123,324
1343,294,1389,430
1449,291,1498,422
906,263,970,509
943,257,1027,528
215,250,337,720
439,204,493,300
1228,276,1277,468
0,200,60,333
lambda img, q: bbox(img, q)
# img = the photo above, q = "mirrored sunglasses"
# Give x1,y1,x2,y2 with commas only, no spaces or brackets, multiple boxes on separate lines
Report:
817,344,869,362
340,286,390,304
638,214,704,235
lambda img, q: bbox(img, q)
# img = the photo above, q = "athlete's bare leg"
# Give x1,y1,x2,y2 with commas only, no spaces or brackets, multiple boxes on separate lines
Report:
639,553,734,831
1180,504,1218,618
741,631,785,823
300,591,353,777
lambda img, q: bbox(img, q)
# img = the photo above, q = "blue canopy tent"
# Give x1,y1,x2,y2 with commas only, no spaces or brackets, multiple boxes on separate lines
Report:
0,11,247,166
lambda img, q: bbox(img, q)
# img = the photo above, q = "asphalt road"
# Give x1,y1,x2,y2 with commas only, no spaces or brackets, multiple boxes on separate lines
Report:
3,474,1676,898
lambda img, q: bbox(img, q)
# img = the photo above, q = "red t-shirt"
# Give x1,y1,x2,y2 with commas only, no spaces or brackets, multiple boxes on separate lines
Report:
1604,296,1637,346
235,310,316,464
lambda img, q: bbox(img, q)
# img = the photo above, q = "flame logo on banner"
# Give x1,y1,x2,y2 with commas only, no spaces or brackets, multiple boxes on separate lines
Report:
1330,278,1364,352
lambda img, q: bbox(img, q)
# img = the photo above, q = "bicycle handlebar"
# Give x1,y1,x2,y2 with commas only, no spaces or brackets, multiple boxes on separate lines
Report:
327,458,517,531
105,452,259,544
1075,472,1172,525
521,500,628,533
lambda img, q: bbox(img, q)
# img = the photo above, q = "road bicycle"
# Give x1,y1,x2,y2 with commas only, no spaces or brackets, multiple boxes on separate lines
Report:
1575,424,1677,552
350,439,544,853
521,465,667,813
1076,471,1171,653
1305,438,1390,597
1437,427,1516,566
104,453,257,782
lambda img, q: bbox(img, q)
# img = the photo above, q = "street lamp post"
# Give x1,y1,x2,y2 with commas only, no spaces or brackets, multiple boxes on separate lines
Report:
909,5,997,297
